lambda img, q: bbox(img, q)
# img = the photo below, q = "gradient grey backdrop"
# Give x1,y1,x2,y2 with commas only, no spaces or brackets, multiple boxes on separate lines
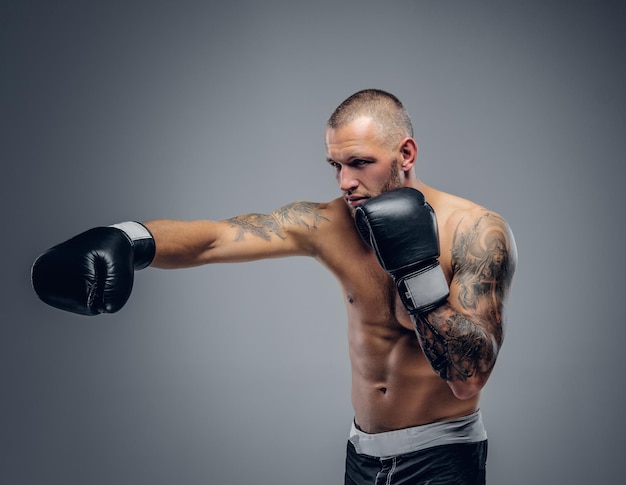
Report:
2,1,625,484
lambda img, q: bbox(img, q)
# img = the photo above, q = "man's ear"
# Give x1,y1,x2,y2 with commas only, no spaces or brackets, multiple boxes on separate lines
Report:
400,137,418,171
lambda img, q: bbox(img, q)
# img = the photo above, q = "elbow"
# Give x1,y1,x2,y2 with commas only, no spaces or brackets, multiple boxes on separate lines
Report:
448,375,488,401
449,336,499,400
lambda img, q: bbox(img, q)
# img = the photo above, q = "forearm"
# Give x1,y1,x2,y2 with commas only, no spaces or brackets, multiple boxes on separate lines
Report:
144,219,219,269
411,303,500,399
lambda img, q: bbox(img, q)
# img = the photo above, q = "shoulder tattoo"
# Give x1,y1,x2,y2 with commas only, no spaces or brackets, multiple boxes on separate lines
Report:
225,201,329,241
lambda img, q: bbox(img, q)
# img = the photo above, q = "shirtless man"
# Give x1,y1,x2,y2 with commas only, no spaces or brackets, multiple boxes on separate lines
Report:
32,89,517,484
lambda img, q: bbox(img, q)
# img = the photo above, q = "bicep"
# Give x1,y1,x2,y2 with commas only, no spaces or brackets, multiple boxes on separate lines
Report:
212,200,331,262
219,201,331,260
208,212,310,263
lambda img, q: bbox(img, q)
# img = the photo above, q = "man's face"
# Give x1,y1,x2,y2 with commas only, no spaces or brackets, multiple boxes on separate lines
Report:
325,116,405,215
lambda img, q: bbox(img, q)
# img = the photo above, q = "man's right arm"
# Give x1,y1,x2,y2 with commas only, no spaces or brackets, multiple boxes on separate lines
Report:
31,201,329,315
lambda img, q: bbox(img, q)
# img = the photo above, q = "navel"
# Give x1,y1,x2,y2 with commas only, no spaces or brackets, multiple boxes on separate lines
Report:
347,294,354,304
378,387,387,394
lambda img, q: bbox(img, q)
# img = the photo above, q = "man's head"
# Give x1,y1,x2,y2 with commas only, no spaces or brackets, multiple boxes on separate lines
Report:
325,89,418,214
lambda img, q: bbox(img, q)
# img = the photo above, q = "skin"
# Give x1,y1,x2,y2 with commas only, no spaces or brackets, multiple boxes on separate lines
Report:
145,116,517,433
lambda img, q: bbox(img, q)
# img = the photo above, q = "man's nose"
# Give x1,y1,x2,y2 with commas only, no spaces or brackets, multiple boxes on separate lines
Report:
339,167,358,192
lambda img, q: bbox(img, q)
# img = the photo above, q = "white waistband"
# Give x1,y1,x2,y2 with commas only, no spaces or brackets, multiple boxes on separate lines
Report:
349,410,487,458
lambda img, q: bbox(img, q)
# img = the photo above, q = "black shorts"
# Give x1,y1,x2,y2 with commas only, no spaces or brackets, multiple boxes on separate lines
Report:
344,439,488,485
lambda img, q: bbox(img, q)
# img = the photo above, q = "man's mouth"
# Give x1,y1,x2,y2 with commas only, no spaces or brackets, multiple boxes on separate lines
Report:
346,195,368,207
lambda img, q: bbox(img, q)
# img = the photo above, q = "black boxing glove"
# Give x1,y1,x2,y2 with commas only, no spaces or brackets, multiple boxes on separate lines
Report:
32,222,155,316
354,187,449,314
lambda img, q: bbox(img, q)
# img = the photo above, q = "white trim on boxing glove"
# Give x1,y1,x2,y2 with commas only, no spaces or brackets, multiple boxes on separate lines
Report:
110,221,152,242
109,221,155,270
397,262,450,314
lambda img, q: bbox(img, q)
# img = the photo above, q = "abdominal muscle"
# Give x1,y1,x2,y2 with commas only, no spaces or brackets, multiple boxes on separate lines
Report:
345,289,479,434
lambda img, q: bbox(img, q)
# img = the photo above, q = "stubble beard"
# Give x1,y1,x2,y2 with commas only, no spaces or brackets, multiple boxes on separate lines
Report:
379,159,403,195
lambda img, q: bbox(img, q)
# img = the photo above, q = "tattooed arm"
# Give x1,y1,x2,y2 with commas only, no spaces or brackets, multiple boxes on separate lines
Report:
412,210,517,400
144,201,329,269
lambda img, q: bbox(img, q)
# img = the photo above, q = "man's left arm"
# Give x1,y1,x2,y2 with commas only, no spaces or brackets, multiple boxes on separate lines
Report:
413,211,517,399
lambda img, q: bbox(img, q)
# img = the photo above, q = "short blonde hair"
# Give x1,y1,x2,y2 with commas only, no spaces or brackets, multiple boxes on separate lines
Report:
327,89,413,148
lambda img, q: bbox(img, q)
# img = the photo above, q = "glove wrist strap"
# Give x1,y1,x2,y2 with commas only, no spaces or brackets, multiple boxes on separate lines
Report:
110,221,156,270
396,261,449,314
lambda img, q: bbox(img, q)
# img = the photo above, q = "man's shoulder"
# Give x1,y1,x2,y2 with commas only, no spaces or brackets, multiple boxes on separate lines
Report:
272,197,352,240
426,187,513,246
427,188,483,224
274,197,365,260
426,188,517,282
275,197,347,221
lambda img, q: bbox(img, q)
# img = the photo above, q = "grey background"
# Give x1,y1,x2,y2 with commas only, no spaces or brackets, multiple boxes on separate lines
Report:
2,1,625,484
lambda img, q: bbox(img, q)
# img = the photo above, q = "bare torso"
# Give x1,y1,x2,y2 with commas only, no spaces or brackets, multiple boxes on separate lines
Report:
313,188,480,433
148,181,495,433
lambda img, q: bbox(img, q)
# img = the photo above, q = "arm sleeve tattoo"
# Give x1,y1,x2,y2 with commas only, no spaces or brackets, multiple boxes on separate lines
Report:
413,212,515,382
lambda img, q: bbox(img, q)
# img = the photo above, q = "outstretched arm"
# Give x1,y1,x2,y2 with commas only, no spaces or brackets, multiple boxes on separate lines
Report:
412,211,517,399
31,201,328,315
